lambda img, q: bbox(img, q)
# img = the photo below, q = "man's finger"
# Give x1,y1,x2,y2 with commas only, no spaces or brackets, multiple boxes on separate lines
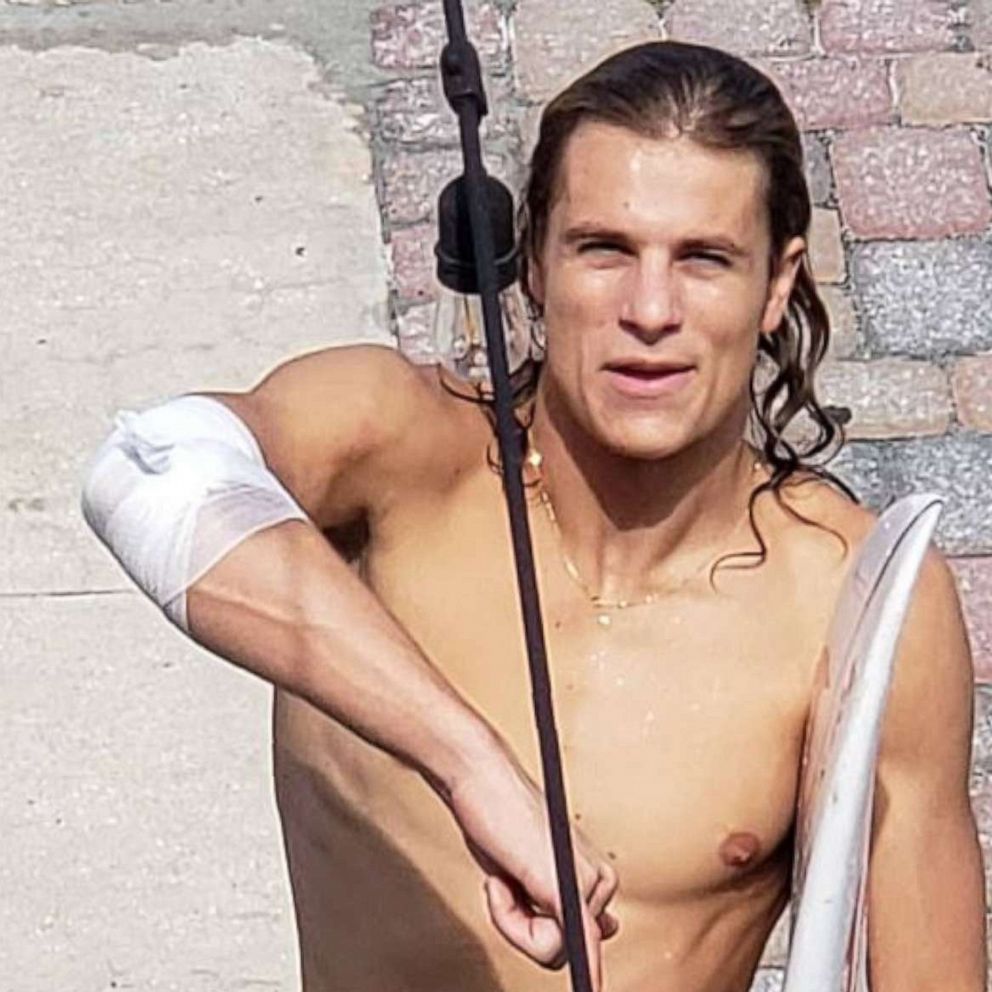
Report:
546,905,618,971
582,901,603,992
587,862,619,921
598,910,620,940
483,875,564,968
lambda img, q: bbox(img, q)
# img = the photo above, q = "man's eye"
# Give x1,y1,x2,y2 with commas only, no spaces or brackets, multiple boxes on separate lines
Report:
687,250,730,267
579,241,623,254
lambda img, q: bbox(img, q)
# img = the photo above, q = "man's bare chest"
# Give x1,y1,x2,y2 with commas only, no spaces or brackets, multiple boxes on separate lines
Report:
359,487,825,900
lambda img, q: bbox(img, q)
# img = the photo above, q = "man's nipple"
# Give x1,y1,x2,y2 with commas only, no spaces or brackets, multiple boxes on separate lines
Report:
718,831,761,869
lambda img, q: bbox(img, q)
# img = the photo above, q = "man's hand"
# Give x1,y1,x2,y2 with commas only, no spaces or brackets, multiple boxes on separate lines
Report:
442,751,619,990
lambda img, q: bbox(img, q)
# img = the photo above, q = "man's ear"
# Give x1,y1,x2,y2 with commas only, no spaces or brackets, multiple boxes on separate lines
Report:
760,236,805,335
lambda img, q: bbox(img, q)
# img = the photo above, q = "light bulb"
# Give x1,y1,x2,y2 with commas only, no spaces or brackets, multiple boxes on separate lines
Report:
432,281,531,385
430,173,533,386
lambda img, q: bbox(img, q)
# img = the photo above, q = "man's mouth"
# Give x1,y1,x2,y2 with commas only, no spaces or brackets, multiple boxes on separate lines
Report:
603,361,696,397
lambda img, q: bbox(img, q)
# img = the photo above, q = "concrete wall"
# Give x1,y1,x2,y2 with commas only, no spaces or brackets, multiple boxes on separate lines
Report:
0,3,390,987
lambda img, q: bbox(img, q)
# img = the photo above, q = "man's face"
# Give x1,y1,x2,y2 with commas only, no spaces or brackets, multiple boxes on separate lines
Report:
530,122,803,460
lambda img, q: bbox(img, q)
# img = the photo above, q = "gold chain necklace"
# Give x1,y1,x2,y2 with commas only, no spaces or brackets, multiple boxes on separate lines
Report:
527,446,758,627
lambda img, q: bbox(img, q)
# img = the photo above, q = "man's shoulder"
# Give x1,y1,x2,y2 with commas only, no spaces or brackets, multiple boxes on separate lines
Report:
224,344,492,524
773,469,878,554
254,343,469,420
765,469,966,665
759,470,879,622
253,344,487,457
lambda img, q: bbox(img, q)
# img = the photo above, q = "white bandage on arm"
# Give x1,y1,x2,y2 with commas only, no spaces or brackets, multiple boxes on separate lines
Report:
81,394,308,631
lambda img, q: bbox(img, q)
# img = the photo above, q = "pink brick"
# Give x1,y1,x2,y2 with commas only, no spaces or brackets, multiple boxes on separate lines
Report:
808,207,846,285
380,148,462,225
372,1,505,72
376,77,459,147
832,128,992,240
376,75,515,147
395,304,439,364
389,224,436,304
760,56,893,130
514,0,661,101
818,0,958,54
952,355,992,431
951,557,992,682
667,0,812,56
899,53,992,126
380,146,515,226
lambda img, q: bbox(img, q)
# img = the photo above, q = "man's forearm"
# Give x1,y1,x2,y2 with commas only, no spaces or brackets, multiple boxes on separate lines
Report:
186,518,504,798
81,393,503,798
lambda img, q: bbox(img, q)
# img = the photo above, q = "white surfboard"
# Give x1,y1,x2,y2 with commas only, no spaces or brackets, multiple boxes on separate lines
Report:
783,493,944,992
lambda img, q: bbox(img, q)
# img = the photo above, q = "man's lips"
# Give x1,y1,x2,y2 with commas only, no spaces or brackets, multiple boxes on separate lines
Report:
603,361,696,397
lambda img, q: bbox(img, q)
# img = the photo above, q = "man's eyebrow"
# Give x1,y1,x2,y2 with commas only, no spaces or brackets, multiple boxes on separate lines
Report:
561,224,633,246
680,235,749,257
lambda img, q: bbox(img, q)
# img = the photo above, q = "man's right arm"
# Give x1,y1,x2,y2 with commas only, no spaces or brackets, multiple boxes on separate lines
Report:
83,344,618,983
187,344,495,797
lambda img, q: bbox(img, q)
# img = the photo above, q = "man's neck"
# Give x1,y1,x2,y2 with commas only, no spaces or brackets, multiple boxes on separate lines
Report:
527,386,758,604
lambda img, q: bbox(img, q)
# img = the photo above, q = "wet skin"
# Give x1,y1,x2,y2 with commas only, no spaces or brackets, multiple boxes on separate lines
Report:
274,127,854,991
271,396,865,992
197,125,983,991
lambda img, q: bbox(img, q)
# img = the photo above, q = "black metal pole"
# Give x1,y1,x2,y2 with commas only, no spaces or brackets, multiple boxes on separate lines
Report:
437,5,594,992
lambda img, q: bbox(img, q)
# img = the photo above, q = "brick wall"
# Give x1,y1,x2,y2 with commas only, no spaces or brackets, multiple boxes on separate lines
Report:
368,0,992,985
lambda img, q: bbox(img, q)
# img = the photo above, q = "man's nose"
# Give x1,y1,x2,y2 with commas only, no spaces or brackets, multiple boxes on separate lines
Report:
619,258,683,342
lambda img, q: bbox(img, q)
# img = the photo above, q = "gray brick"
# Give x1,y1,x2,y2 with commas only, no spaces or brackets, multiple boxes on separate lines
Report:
828,440,890,510
972,687,992,786
885,434,992,555
852,240,992,358
971,0,992,47
831,435,992,554
803,132,833,207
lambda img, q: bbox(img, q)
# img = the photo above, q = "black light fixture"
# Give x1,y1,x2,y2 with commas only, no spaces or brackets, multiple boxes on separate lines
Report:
432,173,530,383
435,4,594,992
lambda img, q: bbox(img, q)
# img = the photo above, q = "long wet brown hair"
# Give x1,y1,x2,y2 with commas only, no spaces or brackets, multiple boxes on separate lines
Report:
509,40,855,563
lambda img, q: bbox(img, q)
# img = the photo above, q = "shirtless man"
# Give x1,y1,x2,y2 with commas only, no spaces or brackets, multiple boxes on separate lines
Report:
84,41,986,991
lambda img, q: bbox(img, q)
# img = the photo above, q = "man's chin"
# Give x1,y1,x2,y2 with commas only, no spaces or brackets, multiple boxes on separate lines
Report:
591,426,693,463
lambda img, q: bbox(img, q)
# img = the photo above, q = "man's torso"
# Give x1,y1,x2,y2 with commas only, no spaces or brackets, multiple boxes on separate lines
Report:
270,386,868,992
